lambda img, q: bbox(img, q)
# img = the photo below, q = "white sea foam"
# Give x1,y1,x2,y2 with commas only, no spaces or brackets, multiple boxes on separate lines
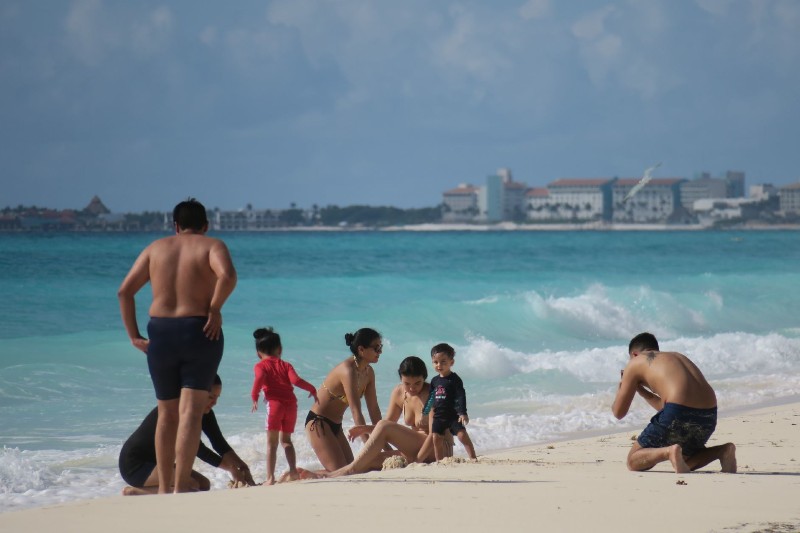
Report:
521,283,741,340
454,331,800,385
526,284,659,339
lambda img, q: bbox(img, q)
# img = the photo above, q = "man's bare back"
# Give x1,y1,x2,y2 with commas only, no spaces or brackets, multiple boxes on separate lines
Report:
625,351,716,410
147,233,230,318
118,230,236,351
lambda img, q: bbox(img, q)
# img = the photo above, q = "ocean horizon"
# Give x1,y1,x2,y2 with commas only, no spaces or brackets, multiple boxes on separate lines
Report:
2,230,799,512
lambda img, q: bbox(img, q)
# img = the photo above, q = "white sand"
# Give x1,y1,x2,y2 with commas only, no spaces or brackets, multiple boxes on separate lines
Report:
1,402,798,533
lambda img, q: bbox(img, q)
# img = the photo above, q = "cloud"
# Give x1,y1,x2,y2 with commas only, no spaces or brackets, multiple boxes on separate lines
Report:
570,4,679,100
695,0,729,17
571,6,621,86
64,0,117,66
4,1,800,212
519,0,551,21
746,1,800,67
571,5,615,40
774,0,800,26
199,26,218,46
433,6,512,82
64,1,172,65
130,6,172,57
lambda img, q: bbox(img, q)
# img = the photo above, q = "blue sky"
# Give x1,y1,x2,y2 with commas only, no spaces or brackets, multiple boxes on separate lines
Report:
1,0,799,212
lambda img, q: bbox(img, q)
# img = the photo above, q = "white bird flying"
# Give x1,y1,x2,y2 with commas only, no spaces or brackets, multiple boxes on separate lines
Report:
623,162,662,202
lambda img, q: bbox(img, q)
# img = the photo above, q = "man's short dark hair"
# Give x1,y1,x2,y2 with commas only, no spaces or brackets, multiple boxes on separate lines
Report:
431,343,455,359
173,198,208,231
628,332,659,353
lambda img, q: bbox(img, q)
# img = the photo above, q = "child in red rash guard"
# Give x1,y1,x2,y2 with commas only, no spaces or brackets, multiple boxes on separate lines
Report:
250,327,318,484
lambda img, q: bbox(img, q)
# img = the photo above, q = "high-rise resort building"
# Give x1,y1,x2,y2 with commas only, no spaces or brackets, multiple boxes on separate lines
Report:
612,178,685,223
680,171,746,212
204,205,283,231
724,171,746,198
525,188,552,221
749,184,777,201
441,169,780,225
442,184,479,222
680,174,727,211
480,173,505,222
442,168,528,223
536,178,616,222
499,168,529,221
779,182,800,215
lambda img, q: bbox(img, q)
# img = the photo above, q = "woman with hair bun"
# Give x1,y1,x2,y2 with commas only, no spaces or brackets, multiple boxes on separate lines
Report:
304,328,384,471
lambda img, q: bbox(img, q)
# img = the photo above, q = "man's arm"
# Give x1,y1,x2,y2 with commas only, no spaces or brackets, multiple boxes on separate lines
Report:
636,383,664,411
117,247,151,354
611,366,639,420
203,240,237,340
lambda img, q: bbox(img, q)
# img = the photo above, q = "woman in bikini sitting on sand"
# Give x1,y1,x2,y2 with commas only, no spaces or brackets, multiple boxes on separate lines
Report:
329,355,453,476
304,328,384,471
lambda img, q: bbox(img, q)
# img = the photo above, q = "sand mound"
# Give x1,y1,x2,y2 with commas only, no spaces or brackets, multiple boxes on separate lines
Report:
382,455,408,470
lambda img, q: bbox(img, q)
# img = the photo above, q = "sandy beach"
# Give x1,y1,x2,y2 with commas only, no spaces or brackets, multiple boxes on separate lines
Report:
1,401,797,533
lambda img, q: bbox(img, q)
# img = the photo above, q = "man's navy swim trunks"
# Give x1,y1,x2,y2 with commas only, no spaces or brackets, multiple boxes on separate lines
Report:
637,402,717,456
146,316,223,400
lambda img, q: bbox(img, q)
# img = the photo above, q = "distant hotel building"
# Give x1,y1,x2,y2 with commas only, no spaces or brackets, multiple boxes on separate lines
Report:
480,173,504,222
681,171,745,213
202,206,284,231
442,168,527,223
613,178,685,223
749,184,777,201
498,168,528,221
779,183,800,215
442,184,479,222
529,178,614,222
442,168,764,225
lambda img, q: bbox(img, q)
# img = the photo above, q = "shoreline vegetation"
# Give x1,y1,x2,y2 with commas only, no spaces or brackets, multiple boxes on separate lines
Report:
2,221,800,233
287,221,800,232
1,400,798,532
2,199,799,232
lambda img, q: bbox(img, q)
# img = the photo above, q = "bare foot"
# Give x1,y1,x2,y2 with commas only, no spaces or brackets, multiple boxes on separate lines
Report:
669,444,690,473
720,443,737,473
297,467,327,479
122,486,156,496
276,469,303,483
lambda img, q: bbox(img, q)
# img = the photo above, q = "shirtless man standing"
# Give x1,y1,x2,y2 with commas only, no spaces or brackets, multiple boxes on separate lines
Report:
118,198,237,493
612,332,737,474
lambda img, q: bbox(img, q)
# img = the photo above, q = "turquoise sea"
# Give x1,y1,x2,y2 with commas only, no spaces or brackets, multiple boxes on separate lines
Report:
2,230,800,511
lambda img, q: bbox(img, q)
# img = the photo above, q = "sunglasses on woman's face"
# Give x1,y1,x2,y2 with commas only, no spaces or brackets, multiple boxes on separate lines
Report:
370,343,383,353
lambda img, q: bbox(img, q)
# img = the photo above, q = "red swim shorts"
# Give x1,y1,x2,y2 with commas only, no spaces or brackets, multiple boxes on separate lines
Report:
264,399,298,433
